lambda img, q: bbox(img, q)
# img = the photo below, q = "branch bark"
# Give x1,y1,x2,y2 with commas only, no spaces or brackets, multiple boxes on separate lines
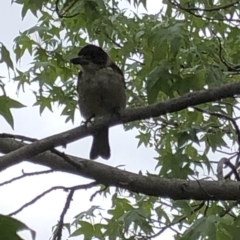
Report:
1,80,240,169
0,81,240,200
0,137,240,200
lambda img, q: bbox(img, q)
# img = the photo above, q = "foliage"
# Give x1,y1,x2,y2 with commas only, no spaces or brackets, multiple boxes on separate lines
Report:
1,0,240,239
0,214,35,240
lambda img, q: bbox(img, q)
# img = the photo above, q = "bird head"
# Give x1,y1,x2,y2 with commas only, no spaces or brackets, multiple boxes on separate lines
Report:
70,44,111,72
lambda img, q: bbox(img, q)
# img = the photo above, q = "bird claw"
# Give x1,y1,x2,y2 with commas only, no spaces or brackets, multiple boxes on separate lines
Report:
81,114,95,127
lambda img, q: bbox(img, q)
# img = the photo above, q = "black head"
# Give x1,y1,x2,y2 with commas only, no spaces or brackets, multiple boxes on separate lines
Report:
70,44,108,66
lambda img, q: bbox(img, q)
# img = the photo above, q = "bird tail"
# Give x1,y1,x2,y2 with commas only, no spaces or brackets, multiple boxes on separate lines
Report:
90,127,110,160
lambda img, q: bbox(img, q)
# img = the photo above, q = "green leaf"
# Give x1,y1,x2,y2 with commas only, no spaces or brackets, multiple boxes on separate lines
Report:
146,64,174,103
0,214,35,240
0,96,26,129
70,221,94,238
0,43,14,70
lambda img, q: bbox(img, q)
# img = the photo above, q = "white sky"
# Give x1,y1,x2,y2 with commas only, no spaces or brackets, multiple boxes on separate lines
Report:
0,1,174,239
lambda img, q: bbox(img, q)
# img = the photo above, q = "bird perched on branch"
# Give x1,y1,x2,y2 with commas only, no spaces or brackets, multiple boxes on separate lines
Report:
70,44,126,160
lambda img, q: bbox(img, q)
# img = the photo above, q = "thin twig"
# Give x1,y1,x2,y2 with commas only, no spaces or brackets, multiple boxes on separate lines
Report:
169,0,240,12
0,169,53,187
9,182,98,216
219,200,240,217
9,186,68,216
148,201,205,239
194,106,240,148
168,0,240,23
90,185,108,201
53,190,74,240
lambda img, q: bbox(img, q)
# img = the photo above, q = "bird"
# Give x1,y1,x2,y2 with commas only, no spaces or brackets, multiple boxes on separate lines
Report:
70,44,126,160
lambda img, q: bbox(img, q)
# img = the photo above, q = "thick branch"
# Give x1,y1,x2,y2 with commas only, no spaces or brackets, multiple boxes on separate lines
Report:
0,81,240,170
0,138,240,201
0,82,240,200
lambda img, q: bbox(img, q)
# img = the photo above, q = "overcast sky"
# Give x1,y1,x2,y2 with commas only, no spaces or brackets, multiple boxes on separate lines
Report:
0,1,174,240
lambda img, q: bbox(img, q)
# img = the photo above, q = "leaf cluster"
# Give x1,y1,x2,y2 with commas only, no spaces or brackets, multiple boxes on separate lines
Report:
2,0,240,239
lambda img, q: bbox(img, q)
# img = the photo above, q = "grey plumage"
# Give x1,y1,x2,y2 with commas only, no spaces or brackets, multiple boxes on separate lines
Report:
71,45,126,160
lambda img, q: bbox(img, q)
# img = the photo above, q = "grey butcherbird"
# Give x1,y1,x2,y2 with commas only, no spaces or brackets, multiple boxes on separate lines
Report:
70,44,126,160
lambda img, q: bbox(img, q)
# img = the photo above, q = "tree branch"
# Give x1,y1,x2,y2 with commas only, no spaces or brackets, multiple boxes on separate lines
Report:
1,82,240,200
0,137,240,200
1,81,240,170
169,0,240,12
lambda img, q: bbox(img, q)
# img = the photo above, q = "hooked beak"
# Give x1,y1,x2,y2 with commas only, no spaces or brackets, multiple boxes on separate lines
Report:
70,56,89,65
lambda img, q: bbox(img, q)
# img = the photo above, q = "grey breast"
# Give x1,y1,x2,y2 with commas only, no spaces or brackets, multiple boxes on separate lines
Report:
78,68,126,119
